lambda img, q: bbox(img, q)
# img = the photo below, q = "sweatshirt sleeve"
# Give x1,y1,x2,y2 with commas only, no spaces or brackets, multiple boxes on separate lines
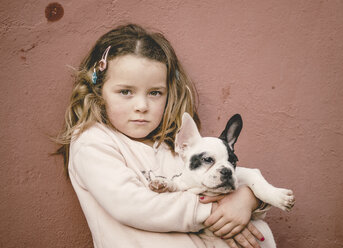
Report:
69,135,212,233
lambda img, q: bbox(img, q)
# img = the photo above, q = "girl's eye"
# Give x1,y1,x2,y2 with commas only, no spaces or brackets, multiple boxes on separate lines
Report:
120,90,132,95
150,91,162,96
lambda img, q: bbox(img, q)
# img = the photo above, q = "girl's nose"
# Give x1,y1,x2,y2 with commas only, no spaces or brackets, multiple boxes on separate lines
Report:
134,96,148,112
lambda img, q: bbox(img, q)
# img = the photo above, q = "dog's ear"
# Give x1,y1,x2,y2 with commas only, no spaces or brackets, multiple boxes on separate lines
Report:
219,114,243,151
175,113,202,156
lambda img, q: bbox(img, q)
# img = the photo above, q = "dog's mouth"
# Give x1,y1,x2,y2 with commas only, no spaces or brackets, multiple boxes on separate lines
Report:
202,182,236,194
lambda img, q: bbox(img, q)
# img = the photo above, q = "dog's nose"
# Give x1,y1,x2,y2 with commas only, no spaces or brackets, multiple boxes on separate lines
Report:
220,168,232,177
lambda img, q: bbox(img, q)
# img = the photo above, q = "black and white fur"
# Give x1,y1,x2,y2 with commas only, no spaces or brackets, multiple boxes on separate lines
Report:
149,113,295,248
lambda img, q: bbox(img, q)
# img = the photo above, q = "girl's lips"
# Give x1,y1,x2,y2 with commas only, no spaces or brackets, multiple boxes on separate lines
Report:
131,119,149,124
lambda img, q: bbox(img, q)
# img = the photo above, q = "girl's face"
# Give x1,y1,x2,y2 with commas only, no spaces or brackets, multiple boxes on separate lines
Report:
102,55,167,146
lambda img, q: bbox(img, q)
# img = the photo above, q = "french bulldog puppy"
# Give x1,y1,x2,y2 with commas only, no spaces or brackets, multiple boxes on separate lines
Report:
149,113,295,248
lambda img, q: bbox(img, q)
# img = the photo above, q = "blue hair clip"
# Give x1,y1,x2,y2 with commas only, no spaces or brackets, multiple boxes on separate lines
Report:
92,68,97,84
91,46,111,85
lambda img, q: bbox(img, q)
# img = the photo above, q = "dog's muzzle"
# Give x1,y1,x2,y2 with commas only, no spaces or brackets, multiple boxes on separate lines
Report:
218,167,236,191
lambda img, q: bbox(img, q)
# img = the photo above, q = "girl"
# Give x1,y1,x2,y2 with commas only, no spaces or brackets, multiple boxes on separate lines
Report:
55,23,273,248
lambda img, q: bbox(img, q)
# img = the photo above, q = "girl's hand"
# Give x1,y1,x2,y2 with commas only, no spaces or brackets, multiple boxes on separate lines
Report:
200,186,260,238
224,222,264,248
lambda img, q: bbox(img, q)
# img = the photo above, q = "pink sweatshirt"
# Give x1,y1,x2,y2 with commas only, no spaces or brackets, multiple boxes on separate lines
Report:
68,123,215,248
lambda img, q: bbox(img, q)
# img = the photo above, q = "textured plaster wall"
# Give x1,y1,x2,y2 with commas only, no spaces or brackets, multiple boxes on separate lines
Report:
1,0,342,247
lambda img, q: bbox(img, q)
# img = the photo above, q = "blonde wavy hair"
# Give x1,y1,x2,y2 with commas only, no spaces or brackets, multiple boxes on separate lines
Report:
55,24,200,175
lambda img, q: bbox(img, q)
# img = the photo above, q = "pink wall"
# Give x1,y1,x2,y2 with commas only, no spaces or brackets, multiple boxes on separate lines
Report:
1,0,342,247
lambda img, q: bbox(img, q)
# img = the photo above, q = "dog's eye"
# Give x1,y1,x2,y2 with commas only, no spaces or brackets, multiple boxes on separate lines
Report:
202,156,214,164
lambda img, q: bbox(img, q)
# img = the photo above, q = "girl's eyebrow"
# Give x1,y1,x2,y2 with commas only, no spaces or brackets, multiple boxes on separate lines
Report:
114,84,135,88
114,84,167,90
150,86,167,90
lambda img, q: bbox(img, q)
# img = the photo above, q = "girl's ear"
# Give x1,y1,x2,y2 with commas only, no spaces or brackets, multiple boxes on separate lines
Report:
219,114,243,151
175,113,202,156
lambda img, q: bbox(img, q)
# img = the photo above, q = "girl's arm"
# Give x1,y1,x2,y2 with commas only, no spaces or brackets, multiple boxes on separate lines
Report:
69,135,211,233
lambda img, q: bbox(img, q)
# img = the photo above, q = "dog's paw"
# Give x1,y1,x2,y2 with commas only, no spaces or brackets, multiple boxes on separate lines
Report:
266,187,295,212
149,178,169,193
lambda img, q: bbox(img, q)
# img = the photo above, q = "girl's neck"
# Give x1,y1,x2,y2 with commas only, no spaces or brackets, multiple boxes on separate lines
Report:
131,137,155,147
108,122,155,147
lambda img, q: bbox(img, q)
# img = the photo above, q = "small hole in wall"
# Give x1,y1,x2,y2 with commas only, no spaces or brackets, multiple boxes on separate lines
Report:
45,2,64,22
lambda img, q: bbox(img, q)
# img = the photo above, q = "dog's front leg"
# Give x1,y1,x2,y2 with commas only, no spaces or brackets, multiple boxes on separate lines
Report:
170,172,207,194
149,177,178,193
148,170,194,193
235,167,295,211
149,170,207,194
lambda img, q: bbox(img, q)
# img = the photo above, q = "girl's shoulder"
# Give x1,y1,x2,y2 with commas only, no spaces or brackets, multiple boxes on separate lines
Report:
71,123,122,151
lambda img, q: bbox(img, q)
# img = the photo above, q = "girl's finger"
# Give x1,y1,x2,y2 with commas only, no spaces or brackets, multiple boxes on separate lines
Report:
204,209,223,227
213,221,235,236
225,238,239,248
247,222,264,242
242,228,260,248
233,233,253,248
221,224,245,239
199,195,225,204
208,216,231,232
